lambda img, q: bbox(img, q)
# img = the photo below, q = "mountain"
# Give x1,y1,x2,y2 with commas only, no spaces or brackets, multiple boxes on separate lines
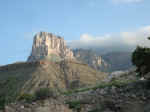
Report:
73,49,133,72
0,32,107,101
0,32,147,112
27,32,133,72
28,32,74,62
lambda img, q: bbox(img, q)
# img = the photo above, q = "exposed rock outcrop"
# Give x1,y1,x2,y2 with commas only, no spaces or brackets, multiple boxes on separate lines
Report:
28,32,74,62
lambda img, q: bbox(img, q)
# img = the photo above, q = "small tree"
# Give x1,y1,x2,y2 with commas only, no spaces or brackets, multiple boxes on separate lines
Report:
17,93,35,103
0,95,6,111
132,37,150,78
35,88,54,100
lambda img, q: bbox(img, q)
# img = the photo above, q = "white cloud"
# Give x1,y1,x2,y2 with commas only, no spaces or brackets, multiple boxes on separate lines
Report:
68,26,150,52
112,0,144,4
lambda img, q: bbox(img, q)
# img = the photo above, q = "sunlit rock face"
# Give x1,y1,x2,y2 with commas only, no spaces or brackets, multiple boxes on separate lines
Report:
27,32,74,62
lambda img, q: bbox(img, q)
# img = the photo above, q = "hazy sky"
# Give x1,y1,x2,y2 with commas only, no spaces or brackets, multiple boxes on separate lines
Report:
0,0,150,65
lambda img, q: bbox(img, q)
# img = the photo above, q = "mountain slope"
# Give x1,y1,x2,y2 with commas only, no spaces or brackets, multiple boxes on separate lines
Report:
0,60,107,101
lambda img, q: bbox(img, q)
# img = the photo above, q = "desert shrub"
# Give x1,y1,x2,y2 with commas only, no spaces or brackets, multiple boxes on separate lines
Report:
17,93,35,103
66,100,82,112
88,109,100,112
35,88,54,100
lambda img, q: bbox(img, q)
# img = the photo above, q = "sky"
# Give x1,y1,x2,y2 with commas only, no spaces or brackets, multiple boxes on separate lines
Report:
0,0,150,65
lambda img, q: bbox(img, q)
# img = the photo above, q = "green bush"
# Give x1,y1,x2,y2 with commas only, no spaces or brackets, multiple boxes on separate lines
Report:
17,93,35,103
35,88,54,100
18,88,56,102
88,109,101,112
0,95,6,110
132,38,150,78
66,100,82,112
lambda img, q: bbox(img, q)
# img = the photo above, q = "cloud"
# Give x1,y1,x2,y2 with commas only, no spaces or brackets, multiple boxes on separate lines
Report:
111,0,144,4
68,26,150,53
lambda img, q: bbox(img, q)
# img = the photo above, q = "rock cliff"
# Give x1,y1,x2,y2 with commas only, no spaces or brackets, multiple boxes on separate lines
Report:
27,32,74,62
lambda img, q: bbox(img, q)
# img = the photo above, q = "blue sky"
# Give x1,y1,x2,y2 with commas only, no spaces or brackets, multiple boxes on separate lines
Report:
0,0,150,65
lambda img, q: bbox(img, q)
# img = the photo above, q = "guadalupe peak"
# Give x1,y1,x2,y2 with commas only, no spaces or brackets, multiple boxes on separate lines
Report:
27,32,74,62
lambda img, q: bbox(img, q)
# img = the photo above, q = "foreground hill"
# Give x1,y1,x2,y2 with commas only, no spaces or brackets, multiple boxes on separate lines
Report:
0,60,107,101
3,79,150,112
63,80,150,112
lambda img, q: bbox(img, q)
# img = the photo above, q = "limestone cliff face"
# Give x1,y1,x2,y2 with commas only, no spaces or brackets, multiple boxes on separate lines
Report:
27,32,74,62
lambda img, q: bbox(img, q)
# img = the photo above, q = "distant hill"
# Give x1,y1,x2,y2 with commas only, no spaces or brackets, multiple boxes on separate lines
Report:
102,52,133,72
73,49,109,72
73,49,133,72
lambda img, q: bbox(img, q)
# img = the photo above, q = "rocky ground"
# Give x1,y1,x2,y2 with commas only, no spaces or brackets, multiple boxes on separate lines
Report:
4,99,72,112
2,80,150,112
63,80,150,112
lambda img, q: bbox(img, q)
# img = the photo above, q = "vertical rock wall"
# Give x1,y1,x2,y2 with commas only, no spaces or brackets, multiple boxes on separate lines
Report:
27,32,74,62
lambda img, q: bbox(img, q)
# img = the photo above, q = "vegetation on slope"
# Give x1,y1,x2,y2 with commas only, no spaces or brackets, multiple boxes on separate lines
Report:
0,60,107,104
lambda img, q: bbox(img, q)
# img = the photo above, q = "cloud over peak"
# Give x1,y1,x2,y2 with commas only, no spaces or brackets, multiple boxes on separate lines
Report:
68,26,150,53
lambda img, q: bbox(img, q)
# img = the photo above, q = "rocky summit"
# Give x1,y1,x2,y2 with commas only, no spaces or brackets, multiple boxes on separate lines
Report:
27,32,74,62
